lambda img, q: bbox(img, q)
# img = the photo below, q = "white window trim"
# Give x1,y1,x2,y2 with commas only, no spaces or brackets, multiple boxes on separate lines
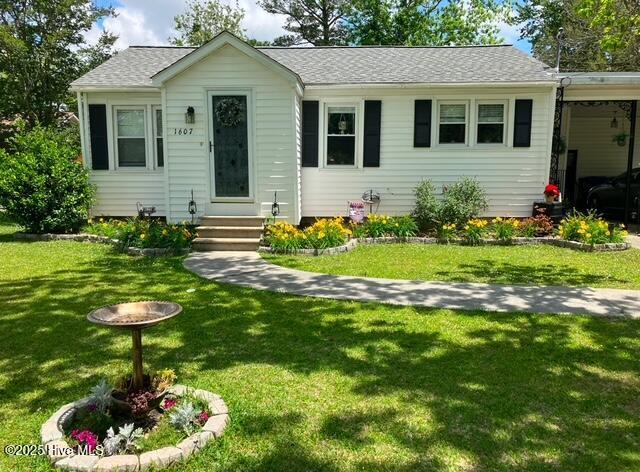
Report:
437,100,469,147
152,105,163,169
324,102,359,168
476,100,508,146
113,105,149,171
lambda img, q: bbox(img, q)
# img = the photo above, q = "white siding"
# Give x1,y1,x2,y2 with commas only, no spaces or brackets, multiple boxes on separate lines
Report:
565,103,640,179
82,92,166,217
163,44,299,222
301,87,555,217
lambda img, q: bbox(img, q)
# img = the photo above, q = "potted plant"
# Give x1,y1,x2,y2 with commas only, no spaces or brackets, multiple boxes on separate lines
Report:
544,184,560,204
613,132,629,147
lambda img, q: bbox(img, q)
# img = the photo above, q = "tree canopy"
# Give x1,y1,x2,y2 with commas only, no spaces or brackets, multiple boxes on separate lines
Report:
0,0,116,126
169,0,246,46
347,0,510,46
515,0,640,71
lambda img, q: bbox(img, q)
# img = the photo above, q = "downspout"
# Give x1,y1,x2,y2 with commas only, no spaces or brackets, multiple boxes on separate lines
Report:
624,100,637,225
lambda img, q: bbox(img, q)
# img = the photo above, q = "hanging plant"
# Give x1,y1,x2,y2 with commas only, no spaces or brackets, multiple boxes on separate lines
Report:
612,132,629,147
215,98,244,128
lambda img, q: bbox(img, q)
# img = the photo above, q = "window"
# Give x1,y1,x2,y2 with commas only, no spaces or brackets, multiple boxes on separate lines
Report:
477,103,505,144
326,106,356,166
115,108,146,167
153,107,163,167
439,103,467,144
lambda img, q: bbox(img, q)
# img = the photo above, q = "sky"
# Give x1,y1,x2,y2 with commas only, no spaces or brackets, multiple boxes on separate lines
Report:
89,0,532,53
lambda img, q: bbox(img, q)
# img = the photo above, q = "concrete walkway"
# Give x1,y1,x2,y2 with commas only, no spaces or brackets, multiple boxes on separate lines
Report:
184,251,640,318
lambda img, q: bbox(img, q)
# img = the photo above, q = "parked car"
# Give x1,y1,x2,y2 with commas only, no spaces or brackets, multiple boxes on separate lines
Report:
586,168,640,220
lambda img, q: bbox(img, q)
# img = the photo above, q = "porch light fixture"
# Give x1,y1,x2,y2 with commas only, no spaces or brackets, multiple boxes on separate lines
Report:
271,191,280,219
611,111,619,129
188,189,197,224
185,106,195,124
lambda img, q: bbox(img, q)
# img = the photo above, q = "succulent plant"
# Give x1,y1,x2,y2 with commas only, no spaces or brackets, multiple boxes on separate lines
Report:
102,423,144,456
169,401,198,435
89,379,112,414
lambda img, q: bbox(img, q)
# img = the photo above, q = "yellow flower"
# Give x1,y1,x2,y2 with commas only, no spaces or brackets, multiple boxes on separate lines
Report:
162,229,168,236
99,218,104,223
87,219,94,224
140,233,146,240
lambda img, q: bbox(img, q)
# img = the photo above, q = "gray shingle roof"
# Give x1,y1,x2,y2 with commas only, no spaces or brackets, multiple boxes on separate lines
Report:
71,44,554,89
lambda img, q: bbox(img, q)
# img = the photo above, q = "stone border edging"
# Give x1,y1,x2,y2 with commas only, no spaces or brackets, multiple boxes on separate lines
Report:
14,232,189,257
41,384,228,471
258,236,631,256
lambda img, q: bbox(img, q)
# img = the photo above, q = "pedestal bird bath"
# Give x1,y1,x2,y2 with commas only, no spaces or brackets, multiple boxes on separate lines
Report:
87,301,182,391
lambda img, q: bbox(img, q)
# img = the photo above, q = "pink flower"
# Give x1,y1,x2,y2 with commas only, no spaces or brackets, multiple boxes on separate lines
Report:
70,429,98,453
163,398,177,410
87,403,97,412
198,411,209,423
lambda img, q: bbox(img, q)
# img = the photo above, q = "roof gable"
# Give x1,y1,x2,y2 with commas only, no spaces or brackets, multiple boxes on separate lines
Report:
150,31,302,89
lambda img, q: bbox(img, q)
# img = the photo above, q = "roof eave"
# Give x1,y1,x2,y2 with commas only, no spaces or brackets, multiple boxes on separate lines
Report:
304,80,557,89
70,84,161,93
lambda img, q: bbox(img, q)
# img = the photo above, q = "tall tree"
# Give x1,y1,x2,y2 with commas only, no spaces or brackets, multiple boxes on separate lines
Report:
516,0,639,71
169,0,246,46
0,0,116,126
78,30,118,74
347,0,510,46
258,0,350,46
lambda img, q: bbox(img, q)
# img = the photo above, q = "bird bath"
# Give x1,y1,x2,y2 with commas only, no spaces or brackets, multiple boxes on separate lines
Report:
87,301,182,391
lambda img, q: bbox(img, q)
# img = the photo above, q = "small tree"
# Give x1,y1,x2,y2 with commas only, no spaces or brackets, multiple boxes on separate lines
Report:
0,125,95,233
440,177,488,226
169,0,246,46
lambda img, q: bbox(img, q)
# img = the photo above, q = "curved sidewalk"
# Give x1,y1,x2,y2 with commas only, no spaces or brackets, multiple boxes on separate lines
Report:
184,251,640,318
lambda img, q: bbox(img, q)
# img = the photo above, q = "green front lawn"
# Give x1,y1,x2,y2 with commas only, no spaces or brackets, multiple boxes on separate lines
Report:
2,220,640,471
265,244,640,290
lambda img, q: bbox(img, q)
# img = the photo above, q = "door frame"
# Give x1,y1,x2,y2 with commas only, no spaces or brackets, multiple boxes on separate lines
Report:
206,89,255,203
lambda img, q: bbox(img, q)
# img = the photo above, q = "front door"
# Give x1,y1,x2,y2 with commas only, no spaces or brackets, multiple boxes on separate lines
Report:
209,93,251,199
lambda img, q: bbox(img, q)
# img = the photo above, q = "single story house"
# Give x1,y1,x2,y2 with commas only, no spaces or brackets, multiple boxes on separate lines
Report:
70,32,640,248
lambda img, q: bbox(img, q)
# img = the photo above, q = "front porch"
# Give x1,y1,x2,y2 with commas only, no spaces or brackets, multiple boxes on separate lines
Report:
552,73,640,224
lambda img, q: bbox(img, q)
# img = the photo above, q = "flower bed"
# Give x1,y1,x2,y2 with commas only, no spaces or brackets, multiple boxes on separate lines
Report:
261,212,630,255
40,373,228,471
14,218,196,256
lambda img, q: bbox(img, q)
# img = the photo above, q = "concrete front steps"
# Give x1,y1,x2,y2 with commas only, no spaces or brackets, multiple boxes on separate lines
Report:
192,216,264,251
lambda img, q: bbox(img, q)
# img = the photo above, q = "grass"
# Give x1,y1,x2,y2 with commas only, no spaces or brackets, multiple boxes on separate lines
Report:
1,218,640,470
264,243,640,290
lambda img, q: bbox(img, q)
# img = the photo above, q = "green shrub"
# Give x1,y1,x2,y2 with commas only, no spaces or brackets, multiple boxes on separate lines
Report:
304,217,352,249
86,218,196,250
439,177,488,226
491,217,520,243
359,215,418,238
437,223,457,241
462,219,488,245
558,211,627,245
389,215,419,238
413,180,440,230
0,126,94,233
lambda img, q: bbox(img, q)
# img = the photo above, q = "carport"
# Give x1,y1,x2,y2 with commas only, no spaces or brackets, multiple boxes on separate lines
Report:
551,73,640,224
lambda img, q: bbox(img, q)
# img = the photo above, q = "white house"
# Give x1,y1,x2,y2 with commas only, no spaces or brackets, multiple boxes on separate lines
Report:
71,32,560,227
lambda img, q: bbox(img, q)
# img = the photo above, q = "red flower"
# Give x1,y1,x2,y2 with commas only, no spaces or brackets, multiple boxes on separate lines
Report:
162,398,177,410
198,410,210,423
544,184,560,197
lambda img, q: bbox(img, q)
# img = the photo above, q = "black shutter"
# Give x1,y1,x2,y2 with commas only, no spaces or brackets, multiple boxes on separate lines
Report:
88,104,108,170
414,100,432,147
513,99,533,147
363,100,381,167
301,101,319,167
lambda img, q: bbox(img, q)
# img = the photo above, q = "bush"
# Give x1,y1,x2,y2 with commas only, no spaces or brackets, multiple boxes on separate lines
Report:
413,177,488,229
437,223,457,241
413,180,440,230
356,215,418,238
558,211,627,245
303,217,352,249
0,126,94,233
265,218,352,252
519,214,554,237
439,177,488,227
491,217,520,243
86,218,196,250
462,219,488,245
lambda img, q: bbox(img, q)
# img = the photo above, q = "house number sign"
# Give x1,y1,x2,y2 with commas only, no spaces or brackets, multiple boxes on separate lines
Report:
173,128,194,135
